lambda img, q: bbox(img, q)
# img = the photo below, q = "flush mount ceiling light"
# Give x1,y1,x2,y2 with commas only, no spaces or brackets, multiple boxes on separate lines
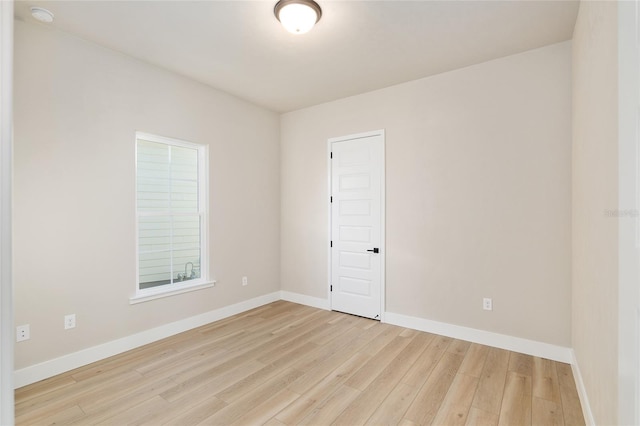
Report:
30,6,54,23
274,0,322,35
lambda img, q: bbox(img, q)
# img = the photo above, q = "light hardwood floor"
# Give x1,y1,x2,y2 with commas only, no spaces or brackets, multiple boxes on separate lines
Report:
15,301,585,425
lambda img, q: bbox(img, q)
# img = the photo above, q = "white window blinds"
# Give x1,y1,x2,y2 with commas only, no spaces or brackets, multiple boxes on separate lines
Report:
136,133,207,291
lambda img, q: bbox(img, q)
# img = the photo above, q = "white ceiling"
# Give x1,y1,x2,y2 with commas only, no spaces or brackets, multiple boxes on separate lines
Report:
14,0,579,112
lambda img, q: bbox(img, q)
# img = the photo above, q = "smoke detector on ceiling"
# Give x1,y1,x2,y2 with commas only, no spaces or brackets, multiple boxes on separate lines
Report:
30,7,54,23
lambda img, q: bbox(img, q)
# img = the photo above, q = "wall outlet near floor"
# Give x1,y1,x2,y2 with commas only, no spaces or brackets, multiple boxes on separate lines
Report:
242,276,248,286
16,324,30,342
483,298,493,311
64,314,76,330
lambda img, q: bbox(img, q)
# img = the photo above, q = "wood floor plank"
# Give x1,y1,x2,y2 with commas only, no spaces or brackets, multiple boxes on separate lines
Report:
197,368,305,425
215,342,316,403
14,301,585,426
333,332,432,425
38,403,85,426
215,362,287,403
96,395,167,425
160,359,265,404
253,300,306,319
16,370,144,424
286,323,385,395
195,312,262,337
263,417,288,426
144,336,259,384
399,328,419,338
302,318,356,344
154,316,262,357
532,357,562,404
136,395,223,426
292,326,381,374
358,323,403,356
402,351,465,425
498,371,532,426
300,385,360,425
313,315,373,344
269,308,334,335
363,334,436,425
65,327,202,381
509,352,534,376
344,335,413,391
161,397,227,426
459,343,489,378
448,339,472,357
257,315,354,367
230,388,300,426
532,396,564,426
14,374,77,404
160,316,327,399
136,339,232,380
77,374,172,414
71,377,177,424
17,366,140,412
198,306,321,357
137,342,227,376
273,394,318,425
472,347,510,415
401,334,451,388
556,363,586,426
71,347,179,383
364,382,417,426
275,352,370,424
432,373,480,426
466,406,499,426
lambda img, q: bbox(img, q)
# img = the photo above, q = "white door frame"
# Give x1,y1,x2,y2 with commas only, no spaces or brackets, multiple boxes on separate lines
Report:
618,1,640,424
327,129,385,321
0,0,14,424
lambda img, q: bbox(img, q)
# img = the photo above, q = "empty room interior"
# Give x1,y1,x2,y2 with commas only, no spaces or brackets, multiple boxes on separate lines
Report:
1,0,639,425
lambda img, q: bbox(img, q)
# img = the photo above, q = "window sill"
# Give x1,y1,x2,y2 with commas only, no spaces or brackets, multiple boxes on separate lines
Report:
129,280,216,305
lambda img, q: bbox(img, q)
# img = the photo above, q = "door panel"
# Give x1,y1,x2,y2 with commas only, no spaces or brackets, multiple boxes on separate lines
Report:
330,132,384,320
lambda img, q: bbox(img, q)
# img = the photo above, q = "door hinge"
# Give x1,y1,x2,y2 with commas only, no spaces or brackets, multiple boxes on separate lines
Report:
330,196,333,203
330,240,333,247
330,152,333,159
330,285,333,292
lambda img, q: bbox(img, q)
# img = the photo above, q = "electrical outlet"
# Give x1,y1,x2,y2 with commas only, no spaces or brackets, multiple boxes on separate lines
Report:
483,298,493,311
242,276,248,286
16,324,30,342
64,314,76,330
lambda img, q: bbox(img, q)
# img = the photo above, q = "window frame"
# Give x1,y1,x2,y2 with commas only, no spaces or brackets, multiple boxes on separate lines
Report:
131,131,213,304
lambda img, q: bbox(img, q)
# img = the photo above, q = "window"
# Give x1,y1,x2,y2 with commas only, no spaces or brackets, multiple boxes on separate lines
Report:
133,132,210,302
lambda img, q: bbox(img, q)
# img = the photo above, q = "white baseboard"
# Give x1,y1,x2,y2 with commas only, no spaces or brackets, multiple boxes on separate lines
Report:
13,290,585,404
279,290,330,310
571,350,596,426
278,295,573,364
14,291,280,389
384,311,573,363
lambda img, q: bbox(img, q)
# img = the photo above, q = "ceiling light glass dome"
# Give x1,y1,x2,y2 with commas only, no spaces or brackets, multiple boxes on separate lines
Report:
274,0,322,35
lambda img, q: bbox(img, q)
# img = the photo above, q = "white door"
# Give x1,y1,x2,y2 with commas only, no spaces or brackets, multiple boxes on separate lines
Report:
330,131,384,320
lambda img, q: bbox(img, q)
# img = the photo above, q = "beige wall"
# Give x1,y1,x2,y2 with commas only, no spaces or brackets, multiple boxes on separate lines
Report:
281,42,572,346
13,21,280,369
571,1,619,424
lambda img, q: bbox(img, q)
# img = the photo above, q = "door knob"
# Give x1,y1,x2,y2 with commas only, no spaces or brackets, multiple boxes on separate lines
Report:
366,248,379,253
